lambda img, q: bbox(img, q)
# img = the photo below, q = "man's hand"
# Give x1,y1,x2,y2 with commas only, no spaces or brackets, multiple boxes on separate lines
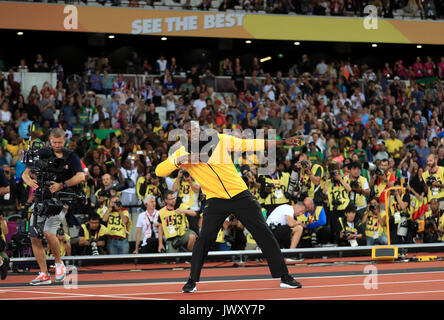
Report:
49,181,63,193
24,174,39,189
284,135,303,146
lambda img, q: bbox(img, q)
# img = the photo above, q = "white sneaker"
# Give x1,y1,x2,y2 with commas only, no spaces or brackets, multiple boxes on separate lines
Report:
55,263,66,282
286,257,304,262
30,272,52,286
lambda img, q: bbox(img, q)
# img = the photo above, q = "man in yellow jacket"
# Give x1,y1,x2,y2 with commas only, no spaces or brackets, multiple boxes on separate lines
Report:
155,120,303,293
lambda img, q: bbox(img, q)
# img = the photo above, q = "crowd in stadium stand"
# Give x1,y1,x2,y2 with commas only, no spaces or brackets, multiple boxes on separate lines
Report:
0,51,443,265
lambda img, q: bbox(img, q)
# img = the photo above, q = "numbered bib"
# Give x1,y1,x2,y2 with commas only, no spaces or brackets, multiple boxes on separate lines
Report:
275,189,284,199
349,239,358,247
167,224,176,235
394,212,401,224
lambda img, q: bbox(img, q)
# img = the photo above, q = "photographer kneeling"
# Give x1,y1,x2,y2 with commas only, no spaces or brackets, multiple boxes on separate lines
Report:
78,213,107,255
338,205,365,247
22,128,86,286
423,199,444,243
134,195,161,254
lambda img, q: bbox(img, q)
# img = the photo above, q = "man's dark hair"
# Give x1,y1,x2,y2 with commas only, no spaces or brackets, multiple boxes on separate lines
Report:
345,204,357,213
88,213,101,221
328,162,339,172
349,161,361,169
163,189,175,200
368,196,378,204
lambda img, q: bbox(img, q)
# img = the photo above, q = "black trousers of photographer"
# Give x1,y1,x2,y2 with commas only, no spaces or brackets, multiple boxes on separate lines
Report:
189,190,289,282
327,208,346,243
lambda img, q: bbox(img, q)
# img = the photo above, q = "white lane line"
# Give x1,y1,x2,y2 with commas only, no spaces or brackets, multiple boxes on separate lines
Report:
269,289,444,300
0,289,169,300
2,270,444,293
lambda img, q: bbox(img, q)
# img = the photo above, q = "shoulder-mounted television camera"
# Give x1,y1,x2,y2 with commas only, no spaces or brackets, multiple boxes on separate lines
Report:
22,139,86,217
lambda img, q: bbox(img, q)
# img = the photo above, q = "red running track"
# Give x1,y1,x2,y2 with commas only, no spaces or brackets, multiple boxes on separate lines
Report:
1,259,444,300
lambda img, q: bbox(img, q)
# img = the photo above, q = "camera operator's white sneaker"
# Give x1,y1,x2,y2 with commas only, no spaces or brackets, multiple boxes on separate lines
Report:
55,263,66,282
30,272,52,286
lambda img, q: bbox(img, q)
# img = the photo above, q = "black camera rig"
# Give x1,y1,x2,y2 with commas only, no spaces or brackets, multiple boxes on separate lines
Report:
22,127,86,217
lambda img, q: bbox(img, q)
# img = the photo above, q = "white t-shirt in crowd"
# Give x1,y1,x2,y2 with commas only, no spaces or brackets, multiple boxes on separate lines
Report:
266,204,294,226
193,99,206,117
136,210,160,246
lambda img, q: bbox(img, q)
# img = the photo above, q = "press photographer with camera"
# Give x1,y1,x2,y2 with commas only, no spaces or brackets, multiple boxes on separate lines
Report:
338,205,365,247
95,173,118,213
157,190,197,254
322,162,351,242
294,197,328,247
136,169,168,210
0,213,9,280
134,195,161,254
369,158,396,208
289,153,324,205
258,167,291,217
46,225,71,257
240,165,262,204
422,154,444,210
266,203,306,249
172,168,201,232
0,166,11,213
362,197,388,246
423,199,444,243
101,195,132,255
345,161,370,220
384,187,417,244
78,213,107,255
21,128,85,286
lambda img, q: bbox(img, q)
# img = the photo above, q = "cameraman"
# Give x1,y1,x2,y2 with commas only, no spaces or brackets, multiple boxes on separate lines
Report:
423,199,444,243
78,213,107,255
369,158,395,208
240,165,263,206
296,197,328,247
387,188,416,244
22,128,85,286
134,195,161,254
292,153,324,206
338,205,365,247
322,162,351,242
157,190,197,253
95,173,118,214
137,169,167,210
0,213,9,280
422,154,444,210
101,195,132,255
172,169,201,233
345,161,370,220
46,226,71,257
172,169,200,210
362,197,388,246
258,167,291,217
0,166,13,217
